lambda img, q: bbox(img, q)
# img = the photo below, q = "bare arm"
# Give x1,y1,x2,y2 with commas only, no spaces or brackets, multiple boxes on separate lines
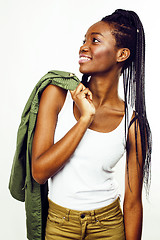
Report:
32,83,95,184
123,119,143,240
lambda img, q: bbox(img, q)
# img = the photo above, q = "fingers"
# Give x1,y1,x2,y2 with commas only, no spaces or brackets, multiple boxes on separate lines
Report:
70,83,92,102
70,83,95,122
70,83,85,96
82,88,93,102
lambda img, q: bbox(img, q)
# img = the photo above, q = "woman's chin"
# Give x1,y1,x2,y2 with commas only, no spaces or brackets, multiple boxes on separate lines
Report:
79,66,91,75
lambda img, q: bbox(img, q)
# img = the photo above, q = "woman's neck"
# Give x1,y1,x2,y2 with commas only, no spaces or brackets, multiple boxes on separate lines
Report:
88,70,121,108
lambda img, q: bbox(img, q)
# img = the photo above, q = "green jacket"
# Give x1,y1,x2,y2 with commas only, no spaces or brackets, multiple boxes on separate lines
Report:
9,70,80,240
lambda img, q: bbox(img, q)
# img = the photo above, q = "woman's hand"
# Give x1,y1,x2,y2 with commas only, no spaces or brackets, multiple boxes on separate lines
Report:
70,83,95,124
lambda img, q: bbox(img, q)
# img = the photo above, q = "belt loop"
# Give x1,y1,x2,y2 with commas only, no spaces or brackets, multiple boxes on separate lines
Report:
65,208,70,221
90,210,96,223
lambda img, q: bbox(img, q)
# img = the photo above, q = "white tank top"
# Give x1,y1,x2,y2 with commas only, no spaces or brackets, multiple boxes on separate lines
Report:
48,91,133,210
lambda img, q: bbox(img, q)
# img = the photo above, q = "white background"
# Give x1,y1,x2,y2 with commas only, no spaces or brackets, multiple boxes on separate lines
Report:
0,0,159,239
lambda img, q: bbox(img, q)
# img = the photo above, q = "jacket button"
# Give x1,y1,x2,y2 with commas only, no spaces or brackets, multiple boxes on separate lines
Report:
80,214,85,219
69,73,74,77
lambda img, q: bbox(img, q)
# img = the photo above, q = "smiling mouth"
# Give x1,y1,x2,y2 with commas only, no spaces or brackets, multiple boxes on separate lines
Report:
79,56,92,64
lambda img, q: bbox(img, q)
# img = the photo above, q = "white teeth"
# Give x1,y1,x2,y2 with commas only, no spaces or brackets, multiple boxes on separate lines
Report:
80,56,90,60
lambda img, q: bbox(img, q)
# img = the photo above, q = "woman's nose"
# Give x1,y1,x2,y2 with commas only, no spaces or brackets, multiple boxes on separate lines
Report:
79,43,89,53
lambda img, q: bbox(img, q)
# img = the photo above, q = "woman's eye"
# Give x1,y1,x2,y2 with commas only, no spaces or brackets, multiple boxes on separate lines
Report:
82,38,100,45
92,38,100,43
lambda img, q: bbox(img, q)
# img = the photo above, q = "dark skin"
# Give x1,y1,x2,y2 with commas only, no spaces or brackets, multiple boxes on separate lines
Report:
32,21,143,239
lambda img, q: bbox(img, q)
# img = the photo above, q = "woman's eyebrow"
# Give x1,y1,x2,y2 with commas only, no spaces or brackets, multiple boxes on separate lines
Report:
91,32,104,37
84,32,104,38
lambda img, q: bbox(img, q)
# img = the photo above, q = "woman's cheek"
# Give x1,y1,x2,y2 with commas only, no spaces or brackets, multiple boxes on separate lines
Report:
94,45,116,62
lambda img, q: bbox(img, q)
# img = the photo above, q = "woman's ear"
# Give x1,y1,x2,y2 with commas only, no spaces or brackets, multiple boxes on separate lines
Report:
117,48,130,63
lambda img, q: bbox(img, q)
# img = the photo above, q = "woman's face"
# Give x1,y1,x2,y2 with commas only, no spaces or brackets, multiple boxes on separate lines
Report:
79,21,119,75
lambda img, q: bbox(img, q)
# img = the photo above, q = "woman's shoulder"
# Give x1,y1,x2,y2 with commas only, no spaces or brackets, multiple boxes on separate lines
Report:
40,84,68,114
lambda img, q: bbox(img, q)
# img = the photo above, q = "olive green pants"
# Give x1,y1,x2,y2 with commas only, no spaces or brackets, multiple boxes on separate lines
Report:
45,198,125,240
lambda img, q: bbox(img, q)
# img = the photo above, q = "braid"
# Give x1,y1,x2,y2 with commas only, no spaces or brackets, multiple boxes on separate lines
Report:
81,74,89,87
99,9,152,194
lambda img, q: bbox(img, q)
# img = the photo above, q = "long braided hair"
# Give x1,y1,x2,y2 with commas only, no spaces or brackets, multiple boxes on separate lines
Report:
82,9,152,194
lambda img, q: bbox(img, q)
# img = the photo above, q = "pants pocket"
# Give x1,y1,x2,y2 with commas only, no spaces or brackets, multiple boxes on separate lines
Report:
98,209,124,230
47,211,65,227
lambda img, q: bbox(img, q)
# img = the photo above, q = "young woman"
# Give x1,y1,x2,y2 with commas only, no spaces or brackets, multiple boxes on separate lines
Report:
32,9,152,240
